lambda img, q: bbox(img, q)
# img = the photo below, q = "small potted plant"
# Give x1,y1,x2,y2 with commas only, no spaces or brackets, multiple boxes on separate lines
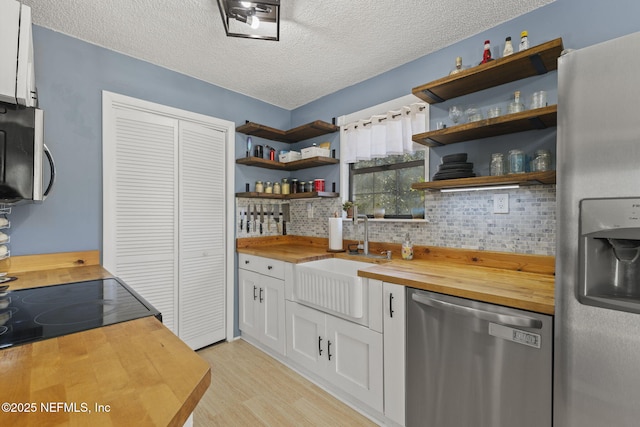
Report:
342,200,355,218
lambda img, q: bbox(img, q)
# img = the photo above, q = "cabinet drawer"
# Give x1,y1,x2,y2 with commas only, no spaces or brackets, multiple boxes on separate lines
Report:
238,253,285,279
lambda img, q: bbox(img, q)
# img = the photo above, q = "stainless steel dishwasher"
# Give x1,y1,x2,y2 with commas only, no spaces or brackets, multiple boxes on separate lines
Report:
407,288,552,427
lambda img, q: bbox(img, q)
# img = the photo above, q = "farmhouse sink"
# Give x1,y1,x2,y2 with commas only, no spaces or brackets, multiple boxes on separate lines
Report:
295,258,373,319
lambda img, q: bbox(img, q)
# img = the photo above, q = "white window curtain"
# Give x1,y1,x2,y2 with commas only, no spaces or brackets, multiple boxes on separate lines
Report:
343,102,427,164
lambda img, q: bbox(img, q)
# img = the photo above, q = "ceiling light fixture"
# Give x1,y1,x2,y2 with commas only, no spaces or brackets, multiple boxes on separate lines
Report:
216,0,280,41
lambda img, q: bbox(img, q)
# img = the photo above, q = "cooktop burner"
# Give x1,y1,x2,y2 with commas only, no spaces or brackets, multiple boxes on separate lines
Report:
0,278,161,349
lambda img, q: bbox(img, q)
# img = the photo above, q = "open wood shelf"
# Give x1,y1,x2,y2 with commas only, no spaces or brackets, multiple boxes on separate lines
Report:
411,171,556,191
236,156,339,171
236,191,340,200
413,105,557,147
236,120,339,143
412,38,564,104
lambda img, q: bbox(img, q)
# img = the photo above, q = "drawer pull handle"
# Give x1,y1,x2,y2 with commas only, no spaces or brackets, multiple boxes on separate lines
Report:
245,260,250,264
253,286,257,301
267,265,273,270
327,340,332,361
318,336,323,356
389,293,394,318
259,287,264,303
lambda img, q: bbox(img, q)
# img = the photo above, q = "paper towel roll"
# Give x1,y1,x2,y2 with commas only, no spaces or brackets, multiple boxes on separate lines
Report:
328,218,343,250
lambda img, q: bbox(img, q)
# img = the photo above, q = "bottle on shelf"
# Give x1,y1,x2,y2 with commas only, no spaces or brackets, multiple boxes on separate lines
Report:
508,91,525,114
519,31,530,51
450,56,465,75
481,40,493,64
503,36,514,57
281,178,290,195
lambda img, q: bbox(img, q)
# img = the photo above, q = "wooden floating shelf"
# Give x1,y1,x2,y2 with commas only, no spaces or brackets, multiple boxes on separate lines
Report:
411,171,556,191
236,156,339,171
412,38,564,104
236,191,340,200
413,105,557,147
236,120,339,143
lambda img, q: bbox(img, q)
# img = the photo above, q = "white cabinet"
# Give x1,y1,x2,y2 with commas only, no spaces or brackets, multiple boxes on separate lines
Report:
0,0,36,106
383,282,406,426
286,300,383,411
239,254,286,355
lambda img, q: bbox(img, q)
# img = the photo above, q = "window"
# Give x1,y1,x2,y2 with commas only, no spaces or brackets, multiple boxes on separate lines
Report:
350,150,425,218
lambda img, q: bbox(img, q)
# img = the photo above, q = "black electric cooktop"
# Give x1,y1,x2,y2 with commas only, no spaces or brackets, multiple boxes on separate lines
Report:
0,277,161,349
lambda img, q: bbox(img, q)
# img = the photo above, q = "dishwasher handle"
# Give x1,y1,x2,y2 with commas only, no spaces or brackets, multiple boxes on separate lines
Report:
411,292,543,329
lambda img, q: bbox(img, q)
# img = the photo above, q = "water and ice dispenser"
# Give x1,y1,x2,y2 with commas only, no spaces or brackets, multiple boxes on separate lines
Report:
579,198,640,314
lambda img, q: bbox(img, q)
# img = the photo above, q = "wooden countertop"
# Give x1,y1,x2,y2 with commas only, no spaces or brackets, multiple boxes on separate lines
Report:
237,236,555,314
358,259,555,315
0,252,211,427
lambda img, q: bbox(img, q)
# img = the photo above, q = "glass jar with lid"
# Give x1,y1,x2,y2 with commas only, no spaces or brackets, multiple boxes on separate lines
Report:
508,149,526,174
255,180,264,193
290,178,298,193
264,181,273,194
281,178,290,195
490,153,506,176
273,181,281,194
507,91,525,114
532,149,551,172
304,181,313,192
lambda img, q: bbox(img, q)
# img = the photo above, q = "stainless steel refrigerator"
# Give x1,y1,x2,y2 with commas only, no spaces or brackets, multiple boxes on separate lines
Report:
556,31,640,426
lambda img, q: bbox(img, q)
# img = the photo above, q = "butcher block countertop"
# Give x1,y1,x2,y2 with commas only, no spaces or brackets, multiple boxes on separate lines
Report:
238,236,555,314
0,251,211,427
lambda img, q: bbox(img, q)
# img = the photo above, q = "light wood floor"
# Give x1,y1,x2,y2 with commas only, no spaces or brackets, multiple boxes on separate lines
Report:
194,339,378,426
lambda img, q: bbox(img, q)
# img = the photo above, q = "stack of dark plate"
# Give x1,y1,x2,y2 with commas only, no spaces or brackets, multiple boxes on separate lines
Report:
432,153,476,181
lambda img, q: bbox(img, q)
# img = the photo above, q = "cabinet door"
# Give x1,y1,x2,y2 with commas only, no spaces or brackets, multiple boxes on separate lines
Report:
326,315,383,412
239,269,260,338
383,282,406,426
259,275,286,355
0,0,20,104
286,301,326,373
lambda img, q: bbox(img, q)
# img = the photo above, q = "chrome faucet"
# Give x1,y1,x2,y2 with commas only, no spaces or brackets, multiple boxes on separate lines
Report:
352,205,369,255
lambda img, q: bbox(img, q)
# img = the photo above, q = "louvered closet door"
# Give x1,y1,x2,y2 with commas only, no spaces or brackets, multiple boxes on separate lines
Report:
104,107,179,332
178,121,226,349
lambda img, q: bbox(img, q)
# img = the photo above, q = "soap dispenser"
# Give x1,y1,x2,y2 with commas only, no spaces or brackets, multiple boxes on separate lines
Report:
402,233,414,260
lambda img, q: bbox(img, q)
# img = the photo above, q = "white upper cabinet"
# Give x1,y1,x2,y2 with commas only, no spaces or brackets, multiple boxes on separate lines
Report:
0,0,37,107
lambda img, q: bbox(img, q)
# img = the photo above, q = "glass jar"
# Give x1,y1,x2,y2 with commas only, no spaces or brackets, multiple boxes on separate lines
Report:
533,149,551,171
508,149,526,174
314,179,325,192
264,181,273,194
290,178,298,193
255,180,264,193
281,178,290,195
305,181,313,192
508,91,525,114
273,181,281,194
299,181,306,192
490,153,506,176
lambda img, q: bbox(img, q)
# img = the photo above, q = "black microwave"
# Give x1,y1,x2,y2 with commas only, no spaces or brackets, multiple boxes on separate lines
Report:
0,103,55,204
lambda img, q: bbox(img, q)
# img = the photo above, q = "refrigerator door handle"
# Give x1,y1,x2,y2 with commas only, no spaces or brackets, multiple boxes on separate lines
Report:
411,292,543,329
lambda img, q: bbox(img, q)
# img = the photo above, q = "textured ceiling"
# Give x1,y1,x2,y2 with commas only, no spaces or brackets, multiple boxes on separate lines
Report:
21,0,555,109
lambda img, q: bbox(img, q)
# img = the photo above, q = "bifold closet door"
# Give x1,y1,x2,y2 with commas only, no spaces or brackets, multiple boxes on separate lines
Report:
178,121,226,349
103,107,180,332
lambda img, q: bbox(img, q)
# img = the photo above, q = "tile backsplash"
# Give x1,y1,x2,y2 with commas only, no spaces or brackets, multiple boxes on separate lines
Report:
236,185,556,255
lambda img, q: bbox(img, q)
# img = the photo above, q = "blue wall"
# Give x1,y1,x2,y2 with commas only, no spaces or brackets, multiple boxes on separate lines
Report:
291,0,640,174
10,26,289,256
10,0,640,256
